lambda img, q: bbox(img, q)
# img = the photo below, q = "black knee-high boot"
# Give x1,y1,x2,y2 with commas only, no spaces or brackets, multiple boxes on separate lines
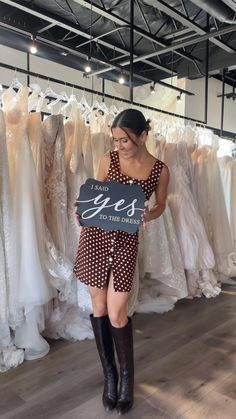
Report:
111,318,134,415
90,314,118,411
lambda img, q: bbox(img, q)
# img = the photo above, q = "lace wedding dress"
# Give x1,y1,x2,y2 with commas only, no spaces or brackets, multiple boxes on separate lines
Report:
0,110,25,371
28,111,74,300
2,86,55,362
43,108,93,341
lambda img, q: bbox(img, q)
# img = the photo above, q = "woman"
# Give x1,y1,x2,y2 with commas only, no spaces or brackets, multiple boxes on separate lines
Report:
74,109,169,415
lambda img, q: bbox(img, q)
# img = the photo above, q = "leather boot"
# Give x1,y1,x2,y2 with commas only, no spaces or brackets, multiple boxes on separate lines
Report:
90,314,118,411
111,318,134,415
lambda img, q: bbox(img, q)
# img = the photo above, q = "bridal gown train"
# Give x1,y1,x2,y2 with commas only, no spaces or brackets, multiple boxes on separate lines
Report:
2,86,55,360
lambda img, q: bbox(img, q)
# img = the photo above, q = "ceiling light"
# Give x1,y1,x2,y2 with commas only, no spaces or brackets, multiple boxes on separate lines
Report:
177,92,182,103
118,74,125,84
150,82,156,94
29,34,37,54
30,43,37,54
85,63,92,73
61,50,68,56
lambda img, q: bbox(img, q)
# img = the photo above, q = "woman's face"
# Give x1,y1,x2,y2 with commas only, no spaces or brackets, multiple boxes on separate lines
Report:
112,127,145,159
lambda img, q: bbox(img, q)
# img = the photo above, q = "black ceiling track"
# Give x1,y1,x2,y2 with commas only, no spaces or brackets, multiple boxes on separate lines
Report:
0,0,236,86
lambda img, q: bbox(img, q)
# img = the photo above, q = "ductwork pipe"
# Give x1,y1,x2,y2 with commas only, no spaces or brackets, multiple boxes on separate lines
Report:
190,0,236,23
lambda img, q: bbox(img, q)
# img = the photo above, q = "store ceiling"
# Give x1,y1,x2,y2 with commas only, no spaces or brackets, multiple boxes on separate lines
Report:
0,0,236,88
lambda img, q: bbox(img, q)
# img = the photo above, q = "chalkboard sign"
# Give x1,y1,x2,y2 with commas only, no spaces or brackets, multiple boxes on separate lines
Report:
75,179,146,234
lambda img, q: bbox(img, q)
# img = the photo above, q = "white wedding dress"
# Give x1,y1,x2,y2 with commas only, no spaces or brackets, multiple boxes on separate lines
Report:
43,108,93,341
2,86,55,361
160,140,221,298
29,111,74,301
126,129,188,314
0,110,25,371
193,147,235,279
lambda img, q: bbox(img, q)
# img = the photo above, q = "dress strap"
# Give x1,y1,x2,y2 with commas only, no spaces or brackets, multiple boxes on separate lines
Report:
153,159,165,183
106,151,120,180
109,151,120,170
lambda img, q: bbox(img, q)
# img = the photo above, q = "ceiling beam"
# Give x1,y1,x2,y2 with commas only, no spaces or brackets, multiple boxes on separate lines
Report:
0,20,195,96
72,0,202,64
88,24,236,77
37,22,55,34
144,0,236,53
163,28,194,41
0,22,152,84
0,0,177,75
127,24,236,63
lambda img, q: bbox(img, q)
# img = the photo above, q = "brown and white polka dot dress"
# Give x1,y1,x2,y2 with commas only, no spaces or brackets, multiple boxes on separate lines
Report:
73,151,165,292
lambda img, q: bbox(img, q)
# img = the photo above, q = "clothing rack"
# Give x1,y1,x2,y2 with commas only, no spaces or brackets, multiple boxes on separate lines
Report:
1,62,236,141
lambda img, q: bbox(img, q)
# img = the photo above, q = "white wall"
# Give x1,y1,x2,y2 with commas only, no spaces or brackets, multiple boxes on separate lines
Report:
185,77,236,132
0,44,130,112
1,43,235,134
134,77,186,117
0,45,185,117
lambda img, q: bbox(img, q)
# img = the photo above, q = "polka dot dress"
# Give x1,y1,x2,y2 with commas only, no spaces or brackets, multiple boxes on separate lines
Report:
73,151,165,292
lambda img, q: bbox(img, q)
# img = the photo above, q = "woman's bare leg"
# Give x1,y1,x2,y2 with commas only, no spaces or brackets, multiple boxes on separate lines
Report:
88,286,108,317
107,273,130,327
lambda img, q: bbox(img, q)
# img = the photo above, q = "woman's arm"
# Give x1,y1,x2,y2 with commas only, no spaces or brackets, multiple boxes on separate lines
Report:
143,164,170,222
96,152,111,181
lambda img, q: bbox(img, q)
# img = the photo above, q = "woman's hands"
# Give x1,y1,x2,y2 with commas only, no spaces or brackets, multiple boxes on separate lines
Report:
141,202,150,229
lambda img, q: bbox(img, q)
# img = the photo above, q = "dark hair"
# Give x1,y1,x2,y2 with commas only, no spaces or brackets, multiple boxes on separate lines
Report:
111,109,151,136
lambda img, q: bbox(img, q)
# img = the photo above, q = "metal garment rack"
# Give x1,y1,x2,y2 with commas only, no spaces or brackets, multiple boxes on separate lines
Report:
0,62,235,141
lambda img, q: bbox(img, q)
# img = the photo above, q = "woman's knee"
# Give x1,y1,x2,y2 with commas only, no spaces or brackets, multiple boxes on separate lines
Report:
108,311,127,328
89,287,108,316
91,297,108,316
93,303,107,317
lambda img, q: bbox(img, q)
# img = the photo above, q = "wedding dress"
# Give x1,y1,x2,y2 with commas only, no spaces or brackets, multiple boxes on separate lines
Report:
28,111,74,300
64,107,93,312
0,110,25,372
126,129,188,314
0,110,12,342
161,141,221,298
219,154,236,250
90,112,106,179
193,147,235,279
2,86,55,361
43,114,69,258
43,108,93,341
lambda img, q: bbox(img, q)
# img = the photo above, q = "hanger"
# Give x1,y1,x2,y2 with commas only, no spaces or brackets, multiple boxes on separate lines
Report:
46,90,68,111
28,79,43,112
61,91,78,117
79,90,90,110
109,97,119,116
99,95,109,114
10,69,23,90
